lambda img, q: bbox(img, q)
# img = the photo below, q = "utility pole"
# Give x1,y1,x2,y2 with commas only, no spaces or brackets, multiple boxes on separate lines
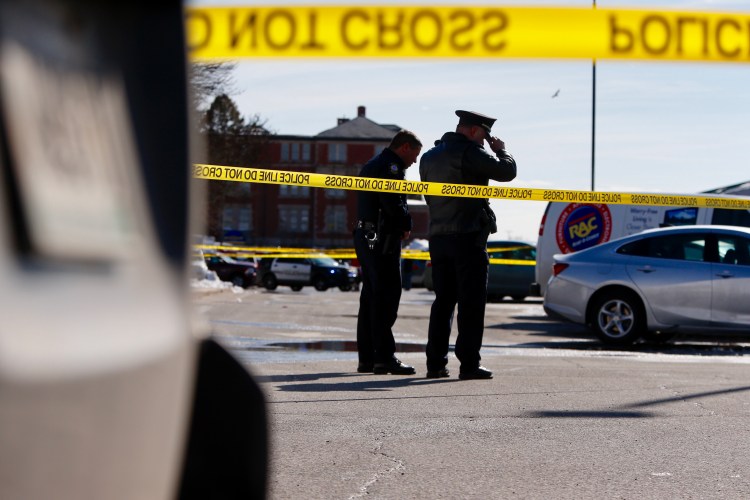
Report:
591,0,597,191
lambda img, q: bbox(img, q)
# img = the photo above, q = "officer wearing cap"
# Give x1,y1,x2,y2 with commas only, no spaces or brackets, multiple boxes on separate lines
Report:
419,110,516,380
354,129,422,375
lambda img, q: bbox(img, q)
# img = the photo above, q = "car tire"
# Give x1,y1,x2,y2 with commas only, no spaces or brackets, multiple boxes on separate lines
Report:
511,295,526,302
313,277,328,291
262,273,278,291
589,290,644,345
231,276,244,287
290,285,303,292
338,284,351,292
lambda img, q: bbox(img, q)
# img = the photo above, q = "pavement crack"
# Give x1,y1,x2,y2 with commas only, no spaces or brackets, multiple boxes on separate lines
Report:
348,437,405,499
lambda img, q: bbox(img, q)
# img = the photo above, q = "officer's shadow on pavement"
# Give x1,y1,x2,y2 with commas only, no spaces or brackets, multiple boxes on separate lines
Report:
269,373,457,392
524,384,750,419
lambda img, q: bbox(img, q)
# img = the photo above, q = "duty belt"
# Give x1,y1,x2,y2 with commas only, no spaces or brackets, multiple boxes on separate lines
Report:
356,220,377,231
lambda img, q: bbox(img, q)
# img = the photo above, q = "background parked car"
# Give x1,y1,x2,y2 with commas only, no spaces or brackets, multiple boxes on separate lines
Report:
544,225,750,345
401,239,430,288
258,255,357,291
204,252,258,288
424,240,537,301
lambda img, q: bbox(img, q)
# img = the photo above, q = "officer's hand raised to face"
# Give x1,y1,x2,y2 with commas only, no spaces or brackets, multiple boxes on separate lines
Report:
485,133,506,154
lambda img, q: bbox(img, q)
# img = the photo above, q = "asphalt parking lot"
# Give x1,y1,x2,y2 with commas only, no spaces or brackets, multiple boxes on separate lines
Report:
194,286,750,499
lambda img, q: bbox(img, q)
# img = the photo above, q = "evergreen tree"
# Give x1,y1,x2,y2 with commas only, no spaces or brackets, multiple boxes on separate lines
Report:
205,94,247,135
200,95,271,241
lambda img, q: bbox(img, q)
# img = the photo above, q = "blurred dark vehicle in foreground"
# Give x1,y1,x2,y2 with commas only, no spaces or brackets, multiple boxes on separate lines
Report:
0,2,267,499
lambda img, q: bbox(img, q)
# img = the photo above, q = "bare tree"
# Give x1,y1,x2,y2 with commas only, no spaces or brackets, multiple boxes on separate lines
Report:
189,62,237,112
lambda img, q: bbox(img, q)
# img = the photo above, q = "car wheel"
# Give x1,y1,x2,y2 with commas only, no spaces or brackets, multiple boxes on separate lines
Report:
338,284,351,292
589,291,644,345
313,277,328,291
262,273,278,291
231,276,244,287
290,285,303,292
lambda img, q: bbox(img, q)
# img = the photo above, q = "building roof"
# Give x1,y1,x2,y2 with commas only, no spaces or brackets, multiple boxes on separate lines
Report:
316,115,397,140
703,180,750,197
315,106,400,140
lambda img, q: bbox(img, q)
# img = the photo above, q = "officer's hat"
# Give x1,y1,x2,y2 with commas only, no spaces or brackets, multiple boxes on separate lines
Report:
455,110,496,133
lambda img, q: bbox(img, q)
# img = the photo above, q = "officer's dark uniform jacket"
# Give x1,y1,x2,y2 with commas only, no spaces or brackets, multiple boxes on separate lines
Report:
356,147,411,247
420,132,516,236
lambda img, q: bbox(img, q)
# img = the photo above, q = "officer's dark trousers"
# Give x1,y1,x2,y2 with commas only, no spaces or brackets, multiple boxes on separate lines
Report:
426,232,489,372
354,229,402,365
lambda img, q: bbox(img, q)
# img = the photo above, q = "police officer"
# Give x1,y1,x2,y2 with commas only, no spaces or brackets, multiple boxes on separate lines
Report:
419,110,516,380
354,130,422,375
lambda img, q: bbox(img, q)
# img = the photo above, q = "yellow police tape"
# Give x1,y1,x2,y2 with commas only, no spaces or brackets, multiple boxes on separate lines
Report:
196,244,535,265
186,6,750,63
194,164,750,210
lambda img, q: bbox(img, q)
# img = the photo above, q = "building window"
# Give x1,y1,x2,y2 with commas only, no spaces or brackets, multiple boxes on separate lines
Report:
238,208,251,231
279,205,310,233
222,205,253,232
324,206,348,233
279,184,310,198
328,143,347,163
326,189,347,199
321,165,348,198
281,142,311,162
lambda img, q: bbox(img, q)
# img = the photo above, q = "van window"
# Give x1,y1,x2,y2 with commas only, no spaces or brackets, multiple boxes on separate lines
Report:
711,209,750,228
662,207,698,227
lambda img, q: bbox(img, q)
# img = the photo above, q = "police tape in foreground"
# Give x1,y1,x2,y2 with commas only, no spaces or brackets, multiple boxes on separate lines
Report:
186,6,750,64
194,164,750,210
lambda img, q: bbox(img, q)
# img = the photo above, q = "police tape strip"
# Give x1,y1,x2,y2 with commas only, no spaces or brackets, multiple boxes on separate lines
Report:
199,243,526,255
186,6,750,64
196,244,535,265
194,164,750,210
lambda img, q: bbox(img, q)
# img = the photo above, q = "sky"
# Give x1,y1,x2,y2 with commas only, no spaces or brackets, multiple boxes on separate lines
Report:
189,0,750,243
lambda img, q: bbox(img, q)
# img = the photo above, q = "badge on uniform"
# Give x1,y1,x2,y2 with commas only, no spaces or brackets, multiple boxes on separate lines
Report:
389,164,399,174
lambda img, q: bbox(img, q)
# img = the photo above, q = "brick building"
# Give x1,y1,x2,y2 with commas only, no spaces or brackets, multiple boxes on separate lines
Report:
208,106,428,247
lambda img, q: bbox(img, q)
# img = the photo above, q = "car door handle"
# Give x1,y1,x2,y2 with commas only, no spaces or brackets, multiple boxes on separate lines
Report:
715,272,734,279
636,267,655,273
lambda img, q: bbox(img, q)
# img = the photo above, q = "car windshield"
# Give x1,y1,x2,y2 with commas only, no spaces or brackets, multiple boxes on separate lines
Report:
310,256,340,267
215,252,238,263
488,243,536,260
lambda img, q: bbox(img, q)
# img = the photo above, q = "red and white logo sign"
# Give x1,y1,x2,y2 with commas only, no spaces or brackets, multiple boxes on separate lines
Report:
556,203,612,254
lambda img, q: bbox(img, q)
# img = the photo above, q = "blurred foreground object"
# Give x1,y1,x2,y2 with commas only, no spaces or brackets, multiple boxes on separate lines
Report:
0,1,267,499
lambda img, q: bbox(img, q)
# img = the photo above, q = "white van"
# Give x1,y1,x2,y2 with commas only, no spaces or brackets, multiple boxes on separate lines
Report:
532,201,750,296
